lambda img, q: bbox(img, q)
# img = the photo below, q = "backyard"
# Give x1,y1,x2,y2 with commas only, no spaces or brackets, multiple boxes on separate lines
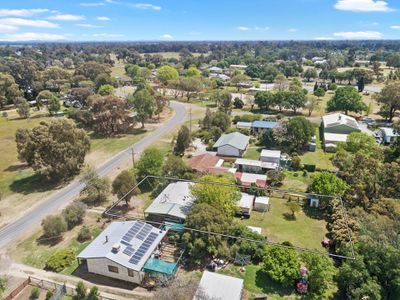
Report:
241,197,328,251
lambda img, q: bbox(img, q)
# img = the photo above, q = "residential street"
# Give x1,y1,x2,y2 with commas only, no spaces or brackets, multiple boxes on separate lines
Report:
0,101,187,249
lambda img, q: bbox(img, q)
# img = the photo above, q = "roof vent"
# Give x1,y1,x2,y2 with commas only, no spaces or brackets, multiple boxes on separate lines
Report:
112,244,121,253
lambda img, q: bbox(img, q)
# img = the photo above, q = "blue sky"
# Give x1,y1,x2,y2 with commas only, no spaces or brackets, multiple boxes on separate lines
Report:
0,0,400,41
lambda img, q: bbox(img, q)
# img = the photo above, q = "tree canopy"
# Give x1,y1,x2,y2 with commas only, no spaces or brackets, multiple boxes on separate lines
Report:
327,86,367,114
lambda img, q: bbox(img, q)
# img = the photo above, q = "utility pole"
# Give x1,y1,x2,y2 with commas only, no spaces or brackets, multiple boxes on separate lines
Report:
189,105,192,134
130,148,135,167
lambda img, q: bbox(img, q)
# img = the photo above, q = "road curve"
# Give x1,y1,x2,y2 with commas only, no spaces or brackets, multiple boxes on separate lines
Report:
0,101,187,249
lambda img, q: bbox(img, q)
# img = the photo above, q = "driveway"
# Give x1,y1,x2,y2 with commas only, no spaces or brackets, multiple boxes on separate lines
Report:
0,102,187,249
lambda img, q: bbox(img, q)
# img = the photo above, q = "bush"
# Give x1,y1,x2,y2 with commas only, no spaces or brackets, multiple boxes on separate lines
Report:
291,155,302,171
30,287,40,299
77,226,92,242
45,290,54,300
62,202,86,229
41,215,67,239
45,248,75,272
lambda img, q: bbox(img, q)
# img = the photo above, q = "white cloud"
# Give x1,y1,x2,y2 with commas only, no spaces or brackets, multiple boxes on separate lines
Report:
134,3,162,11
161,34,173,39
97,16,111,21
288,28,299,32
0,32,66,41
48,14,85,21
80,2,106,7
0,9,49,17
0,24,18,32
333,31,383,39
237,26,269,32
334,0,394,12
391,25,400,29
0,18,59,28
77,23,103,28
104,0,120,3
314,37,336,40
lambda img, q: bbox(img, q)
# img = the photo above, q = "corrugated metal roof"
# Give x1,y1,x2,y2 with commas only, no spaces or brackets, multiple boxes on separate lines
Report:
194,271,244,300
213,132,250,150
252,120,279,129
77,221,167,272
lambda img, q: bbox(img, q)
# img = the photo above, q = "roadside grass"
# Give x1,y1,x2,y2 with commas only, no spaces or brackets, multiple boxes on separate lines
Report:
219,264,298,299
241,197,327,251
90,129,148,154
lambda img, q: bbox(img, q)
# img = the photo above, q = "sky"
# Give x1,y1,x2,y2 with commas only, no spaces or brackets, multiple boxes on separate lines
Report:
0,0,400,42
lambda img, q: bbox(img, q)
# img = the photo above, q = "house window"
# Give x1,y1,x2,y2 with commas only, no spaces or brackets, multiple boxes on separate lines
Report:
108,265,119,273
128,269,134,277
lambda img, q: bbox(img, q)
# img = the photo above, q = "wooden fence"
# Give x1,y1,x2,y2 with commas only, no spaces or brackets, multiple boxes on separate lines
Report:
3,278,30,300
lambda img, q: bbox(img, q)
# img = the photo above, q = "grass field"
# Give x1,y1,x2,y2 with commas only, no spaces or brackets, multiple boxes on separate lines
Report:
244,147,262,160
242,197,327,251
281,171,314,192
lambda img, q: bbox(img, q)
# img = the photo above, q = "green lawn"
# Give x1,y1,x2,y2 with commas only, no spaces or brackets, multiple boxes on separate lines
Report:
242,197,327,251
219,265,299,300
281,171,314,193
244,147,262,160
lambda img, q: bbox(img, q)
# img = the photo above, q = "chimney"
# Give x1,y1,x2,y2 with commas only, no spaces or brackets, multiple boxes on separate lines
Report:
105,235,109,243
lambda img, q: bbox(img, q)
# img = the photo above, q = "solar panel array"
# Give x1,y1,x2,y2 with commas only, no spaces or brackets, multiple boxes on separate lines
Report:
136,224,153,241
128,231,159,265
121,221,145,243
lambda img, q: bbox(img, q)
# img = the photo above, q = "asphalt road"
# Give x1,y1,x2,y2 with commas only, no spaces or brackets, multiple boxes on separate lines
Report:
0,101,187,249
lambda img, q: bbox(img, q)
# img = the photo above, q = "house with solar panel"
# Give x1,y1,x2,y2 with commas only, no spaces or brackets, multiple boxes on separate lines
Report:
77,220,181,284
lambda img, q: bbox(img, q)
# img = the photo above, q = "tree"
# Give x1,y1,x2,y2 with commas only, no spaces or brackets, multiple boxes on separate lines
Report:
112,170,138,205
374,81,400,122
255,91,275,111
183,202,233,264
190,174,240,217
233,97,244,109
157,65,179,85
262,246,300,288
0,72,22,108
41,215,67,238
343,132,381,157
303,68,318,82
217,91,233,114
16,98,30,118
308,172,349,197
305,95,319,117
267,170,285,186
62,202,86,229
174,125,191,155
286,117,314,151
231,74,251,91
48,95,61,115
285,91,306,114
314,87,325,99
75,61,111,81
90,95,133,135
15,119,90,180
98,84,114,96
67,88,92,107
327,87,367,115
178,77,203,102
291,155,302,170
187,66,201,77
0,277,7,298
80,176,110,206
301,252,335,300
286,201,301,218
135,147,164,182
162,155,192,179
86,287,100,300
387,52,400,68
128,88,155,127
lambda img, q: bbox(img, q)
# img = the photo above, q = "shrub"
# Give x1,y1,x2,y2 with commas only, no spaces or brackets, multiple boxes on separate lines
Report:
45,248,75,272
77,226,92,242
30,287,40,299
41,215,67,239
291,155,302,171
45,290,54,300
303,164,316,172
62,202,86,229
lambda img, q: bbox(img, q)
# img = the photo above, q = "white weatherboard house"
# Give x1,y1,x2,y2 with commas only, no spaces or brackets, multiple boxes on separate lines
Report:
145,182,194,224
378,127,399,144
322,113,361,149
214,132,250,157
260,149,281,169
193,271,244,300
77,220,167,284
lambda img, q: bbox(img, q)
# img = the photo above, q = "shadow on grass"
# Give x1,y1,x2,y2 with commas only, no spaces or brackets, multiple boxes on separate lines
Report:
9,173,60,195
303,205,326,221
3,163,30,172
282,212,297,221
89,128,147,140
255,269,294,296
